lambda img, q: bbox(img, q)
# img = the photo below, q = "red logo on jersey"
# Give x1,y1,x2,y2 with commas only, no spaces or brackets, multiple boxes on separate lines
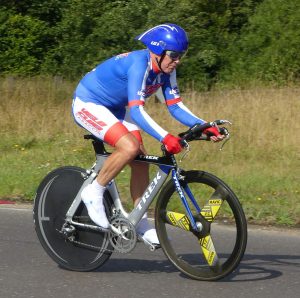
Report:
138,83,163,97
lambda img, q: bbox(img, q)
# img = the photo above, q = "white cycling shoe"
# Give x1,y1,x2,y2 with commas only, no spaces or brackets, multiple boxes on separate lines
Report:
136,217,160,245
81,185,110,229
139,228,160,245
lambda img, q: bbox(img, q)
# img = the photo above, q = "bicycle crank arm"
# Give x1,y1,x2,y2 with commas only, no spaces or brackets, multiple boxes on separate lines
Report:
109,224,128,237
138,235,161,251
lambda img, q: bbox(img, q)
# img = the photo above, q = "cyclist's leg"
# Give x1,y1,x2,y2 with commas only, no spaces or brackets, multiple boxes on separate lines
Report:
97,133,140,185
119,108,149,206
130,153,159,244
73,98,140,227
121,108,159,244
129,140,149,208
73,98,141,185
115,107,150,207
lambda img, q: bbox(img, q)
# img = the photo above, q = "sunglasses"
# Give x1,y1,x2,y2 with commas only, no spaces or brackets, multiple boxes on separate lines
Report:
165,50,187,60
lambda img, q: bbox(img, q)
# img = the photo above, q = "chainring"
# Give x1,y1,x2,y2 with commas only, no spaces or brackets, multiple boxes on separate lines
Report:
109,216,137,253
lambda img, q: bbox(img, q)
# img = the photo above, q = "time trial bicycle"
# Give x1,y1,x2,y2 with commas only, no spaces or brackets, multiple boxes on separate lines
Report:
33,120,247,281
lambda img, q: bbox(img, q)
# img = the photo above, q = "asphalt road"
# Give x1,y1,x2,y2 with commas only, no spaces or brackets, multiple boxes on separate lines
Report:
0,205,299,298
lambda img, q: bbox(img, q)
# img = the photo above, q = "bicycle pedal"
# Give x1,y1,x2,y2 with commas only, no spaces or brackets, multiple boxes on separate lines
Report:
150,244,161,251
138,235,161,251
147,243,161,251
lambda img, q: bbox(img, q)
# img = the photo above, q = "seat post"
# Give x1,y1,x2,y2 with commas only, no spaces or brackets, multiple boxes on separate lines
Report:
84,134,108,155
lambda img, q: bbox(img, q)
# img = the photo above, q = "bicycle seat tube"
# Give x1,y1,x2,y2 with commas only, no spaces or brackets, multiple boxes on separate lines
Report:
65,154,108,221
128,165,170,226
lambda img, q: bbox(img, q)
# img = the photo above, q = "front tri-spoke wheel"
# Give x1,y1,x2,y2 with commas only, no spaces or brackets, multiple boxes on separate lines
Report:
155,170,247,281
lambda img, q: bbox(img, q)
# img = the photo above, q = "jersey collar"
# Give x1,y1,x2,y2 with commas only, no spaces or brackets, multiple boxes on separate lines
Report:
150,53,161,74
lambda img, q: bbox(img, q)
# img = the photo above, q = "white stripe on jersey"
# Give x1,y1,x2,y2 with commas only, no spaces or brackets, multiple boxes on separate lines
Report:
137,106,168,140
169,71,180,99
138,63,150,101
177,102,205,122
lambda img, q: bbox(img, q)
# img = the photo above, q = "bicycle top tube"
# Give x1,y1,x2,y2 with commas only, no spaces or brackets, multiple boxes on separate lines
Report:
84,134,176,168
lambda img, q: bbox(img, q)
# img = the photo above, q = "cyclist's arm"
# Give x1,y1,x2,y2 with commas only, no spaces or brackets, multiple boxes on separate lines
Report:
129,104,168,141
162,72,206,127
167,101,206,127
127,64,168,142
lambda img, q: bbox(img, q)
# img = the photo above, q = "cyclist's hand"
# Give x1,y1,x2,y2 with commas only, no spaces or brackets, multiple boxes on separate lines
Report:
162,133,183,154
203,126,224,142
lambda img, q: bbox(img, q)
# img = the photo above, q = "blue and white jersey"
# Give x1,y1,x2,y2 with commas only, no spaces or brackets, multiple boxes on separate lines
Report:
74,49,205,141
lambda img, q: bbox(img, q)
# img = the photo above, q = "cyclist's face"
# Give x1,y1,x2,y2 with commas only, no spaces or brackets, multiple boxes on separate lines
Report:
160,54,180,74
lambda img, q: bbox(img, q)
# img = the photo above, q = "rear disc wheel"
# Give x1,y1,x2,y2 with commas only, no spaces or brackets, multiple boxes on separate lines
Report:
33,166,114,271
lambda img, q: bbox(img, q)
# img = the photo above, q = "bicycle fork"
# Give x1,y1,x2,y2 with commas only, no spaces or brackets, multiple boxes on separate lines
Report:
168,169,221,267
170,169,203,233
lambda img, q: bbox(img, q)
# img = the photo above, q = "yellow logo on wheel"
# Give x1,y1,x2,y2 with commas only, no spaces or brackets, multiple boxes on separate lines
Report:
167,211,190,231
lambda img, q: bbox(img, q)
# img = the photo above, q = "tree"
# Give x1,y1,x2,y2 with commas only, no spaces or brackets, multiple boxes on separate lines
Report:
145,0,261,89
42,0,151,77
221,0,300,84
1,0,67,25
0,11,50,74
0,1,69,75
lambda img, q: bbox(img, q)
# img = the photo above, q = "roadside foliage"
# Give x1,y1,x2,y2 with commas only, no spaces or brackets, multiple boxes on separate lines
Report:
1,0,299,89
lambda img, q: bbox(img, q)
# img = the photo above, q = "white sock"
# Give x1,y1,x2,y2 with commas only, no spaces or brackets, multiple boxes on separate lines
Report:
90,179,106,196
137,213,151,234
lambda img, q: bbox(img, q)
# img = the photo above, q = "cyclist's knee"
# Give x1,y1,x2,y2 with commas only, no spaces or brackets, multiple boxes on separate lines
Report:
115,133,140,158
126,142,140,158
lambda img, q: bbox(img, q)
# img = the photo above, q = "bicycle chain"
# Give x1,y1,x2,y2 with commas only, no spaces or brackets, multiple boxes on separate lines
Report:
62,214,137,254
67,237,114,253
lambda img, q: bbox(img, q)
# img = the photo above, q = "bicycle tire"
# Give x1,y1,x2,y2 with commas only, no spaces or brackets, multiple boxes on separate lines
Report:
155,170,247,281
33,166,114,271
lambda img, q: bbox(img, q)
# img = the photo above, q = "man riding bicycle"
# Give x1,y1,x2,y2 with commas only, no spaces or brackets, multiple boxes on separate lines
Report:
72,23,224,245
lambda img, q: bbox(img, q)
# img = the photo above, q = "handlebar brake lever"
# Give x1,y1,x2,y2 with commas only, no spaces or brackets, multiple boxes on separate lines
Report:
219,129,231,151
215,119,232,126
179,140,190,162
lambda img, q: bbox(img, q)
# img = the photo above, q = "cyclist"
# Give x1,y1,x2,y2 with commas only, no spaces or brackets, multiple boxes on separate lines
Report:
72,23,224,245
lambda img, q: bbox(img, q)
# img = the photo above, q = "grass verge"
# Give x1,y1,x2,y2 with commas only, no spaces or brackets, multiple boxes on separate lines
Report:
0,77,299,227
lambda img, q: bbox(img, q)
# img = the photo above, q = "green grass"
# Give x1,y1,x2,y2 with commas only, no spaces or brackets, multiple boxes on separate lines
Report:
0,135,94,200
0,77,299,227
1,134,298,227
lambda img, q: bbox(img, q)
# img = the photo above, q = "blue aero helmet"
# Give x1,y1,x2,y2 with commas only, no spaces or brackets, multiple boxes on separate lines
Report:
135,23,189,56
